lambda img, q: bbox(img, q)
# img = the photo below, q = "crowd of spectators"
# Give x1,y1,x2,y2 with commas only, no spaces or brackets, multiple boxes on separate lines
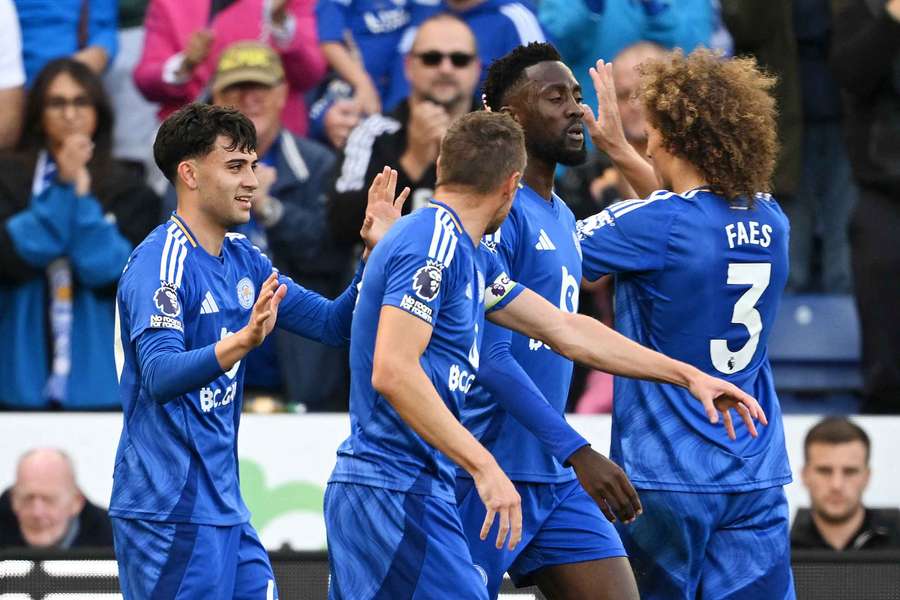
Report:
0,0,896,413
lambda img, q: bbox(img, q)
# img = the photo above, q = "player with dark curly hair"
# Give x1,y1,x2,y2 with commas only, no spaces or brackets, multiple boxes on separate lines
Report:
577,49,794,599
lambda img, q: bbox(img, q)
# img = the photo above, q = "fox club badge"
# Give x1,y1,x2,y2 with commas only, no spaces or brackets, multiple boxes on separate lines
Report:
236,277,255,309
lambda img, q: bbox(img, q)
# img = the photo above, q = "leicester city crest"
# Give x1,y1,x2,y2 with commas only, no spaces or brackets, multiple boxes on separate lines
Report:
153,285,181,318
236,277,255,309
412,262,442,301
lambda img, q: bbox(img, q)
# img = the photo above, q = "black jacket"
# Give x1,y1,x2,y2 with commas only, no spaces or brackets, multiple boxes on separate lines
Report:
0,489,114,549
830,0,900,193
327,100,437,246
791,507,900,550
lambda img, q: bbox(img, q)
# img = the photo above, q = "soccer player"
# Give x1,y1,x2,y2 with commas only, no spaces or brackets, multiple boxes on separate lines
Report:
109,102,404,599
325,110,764,598
578,50,794,598
459,42,641,599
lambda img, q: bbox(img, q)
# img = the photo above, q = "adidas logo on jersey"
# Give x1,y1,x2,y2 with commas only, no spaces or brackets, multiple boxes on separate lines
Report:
200,291,220,315
535,229,556,251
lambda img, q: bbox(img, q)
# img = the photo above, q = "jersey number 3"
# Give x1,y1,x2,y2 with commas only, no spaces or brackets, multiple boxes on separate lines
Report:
710,263,771,374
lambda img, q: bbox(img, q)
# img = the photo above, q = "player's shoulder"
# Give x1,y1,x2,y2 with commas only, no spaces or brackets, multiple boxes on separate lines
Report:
388,204,466,268
121,220,197,290
577,189,678,238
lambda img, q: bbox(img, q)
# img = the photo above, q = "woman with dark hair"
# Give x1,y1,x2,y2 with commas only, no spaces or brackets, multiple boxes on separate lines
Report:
0,58,161,409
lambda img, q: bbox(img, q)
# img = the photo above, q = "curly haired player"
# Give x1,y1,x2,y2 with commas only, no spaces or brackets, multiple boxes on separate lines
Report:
578,49,794,599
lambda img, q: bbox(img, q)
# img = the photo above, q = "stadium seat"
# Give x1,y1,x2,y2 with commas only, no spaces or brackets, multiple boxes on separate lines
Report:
767,294,862,393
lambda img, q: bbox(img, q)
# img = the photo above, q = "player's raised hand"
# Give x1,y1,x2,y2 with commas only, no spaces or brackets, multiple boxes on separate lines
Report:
581,59,628,154
567,445,642,523
360,166,411,252
473,462,522,550
688,372,768,441
243,272,287,347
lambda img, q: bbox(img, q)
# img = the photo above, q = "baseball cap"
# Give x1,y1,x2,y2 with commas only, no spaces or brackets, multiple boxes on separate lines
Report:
212,41,285,95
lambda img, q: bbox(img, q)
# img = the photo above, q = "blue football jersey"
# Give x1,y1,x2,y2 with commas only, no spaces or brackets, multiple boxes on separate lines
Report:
111,215,357,524
576,189,792,492
329,201,521,502
461,185,582,483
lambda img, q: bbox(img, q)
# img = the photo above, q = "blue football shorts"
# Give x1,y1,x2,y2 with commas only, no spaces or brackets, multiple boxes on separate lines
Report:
456,477,627,599
112,518,277,600
324,481,489,600
615,486,795,600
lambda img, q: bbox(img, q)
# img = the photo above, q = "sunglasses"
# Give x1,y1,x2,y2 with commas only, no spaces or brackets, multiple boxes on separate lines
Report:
415,51,476,68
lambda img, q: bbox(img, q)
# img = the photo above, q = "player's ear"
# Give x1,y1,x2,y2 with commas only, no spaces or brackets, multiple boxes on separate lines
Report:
502,170,521,199
177,160,200,191
499,105,520,123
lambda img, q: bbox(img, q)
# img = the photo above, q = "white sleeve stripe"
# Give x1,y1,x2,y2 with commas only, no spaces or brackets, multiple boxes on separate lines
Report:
174,243,187,287
159,231,174,282
443,232,458,265
613,200,661,219
335,115,402,193
428,210,445,258
606,198,645,213
427,209,459,265
167,242,182,283
499,3,545,43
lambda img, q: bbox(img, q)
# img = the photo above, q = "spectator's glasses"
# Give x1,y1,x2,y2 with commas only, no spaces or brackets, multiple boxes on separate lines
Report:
46,95,93,113
415,51,476,68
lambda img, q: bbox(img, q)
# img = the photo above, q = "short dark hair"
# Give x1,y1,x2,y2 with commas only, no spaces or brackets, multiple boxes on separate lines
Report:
153,102,257,184
436,111,525,194
804,417,871,464
483,42,562,111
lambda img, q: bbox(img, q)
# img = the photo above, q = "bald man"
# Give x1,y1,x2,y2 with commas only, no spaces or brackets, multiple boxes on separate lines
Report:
0,448,112,548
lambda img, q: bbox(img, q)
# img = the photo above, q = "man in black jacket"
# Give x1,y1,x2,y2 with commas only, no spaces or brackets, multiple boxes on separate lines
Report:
328,13,481,245
0,448,112,548
831,0,900,414
791,418,900,550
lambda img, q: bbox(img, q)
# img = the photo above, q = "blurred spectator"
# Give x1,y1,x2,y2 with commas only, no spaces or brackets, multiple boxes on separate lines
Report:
316,0,437,116
210,41,351,410
792,418,900,550
0,0,26,149
539,0,716,114
786,0,856,293
103,0,161,187
14,0,118,85
328,13,480,244
388,0,545,110
556,42,668,218
135,0,325,136
0,449,113,548
831,0,900,414
721,0,803,216
307,78,362,151
0,59,160,409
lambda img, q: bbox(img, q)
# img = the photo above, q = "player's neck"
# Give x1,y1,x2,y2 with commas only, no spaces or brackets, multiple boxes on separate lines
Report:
175,205,227,257
668,160,708,195
812,505,866,550
523,157,555,202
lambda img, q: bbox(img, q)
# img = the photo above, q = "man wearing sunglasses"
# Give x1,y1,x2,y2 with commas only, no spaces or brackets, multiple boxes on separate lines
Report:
328,13,480,247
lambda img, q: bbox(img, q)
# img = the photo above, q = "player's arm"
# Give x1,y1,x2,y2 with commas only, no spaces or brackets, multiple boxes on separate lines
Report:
476,326,642,523
580,59,660,198
137,274,286,403
274,168,408,344
372,306,522,550
487,289,768,440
